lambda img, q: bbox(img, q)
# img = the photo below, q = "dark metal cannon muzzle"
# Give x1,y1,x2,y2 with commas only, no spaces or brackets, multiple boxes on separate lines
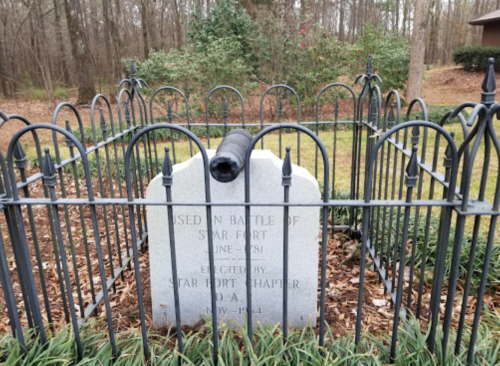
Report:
209,129,253,182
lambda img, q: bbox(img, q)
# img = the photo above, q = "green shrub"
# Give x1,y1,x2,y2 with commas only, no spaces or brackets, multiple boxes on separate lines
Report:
54,86,69,99
188,0,257,69
283,26,357,110
26,87,47,101
453,45,500,71
132,37,255,97
356,25,411,92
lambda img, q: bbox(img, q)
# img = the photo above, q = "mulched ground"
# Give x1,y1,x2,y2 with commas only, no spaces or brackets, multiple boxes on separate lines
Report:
0,169,409,336
1,167,499,339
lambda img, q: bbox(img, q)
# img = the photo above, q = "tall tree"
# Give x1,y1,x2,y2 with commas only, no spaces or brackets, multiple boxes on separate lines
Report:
141,0,149,58
64,0,96,104
102,0,117,102
406,0,432,102
173,0,183,48
0,28,9,98
53,0,70,85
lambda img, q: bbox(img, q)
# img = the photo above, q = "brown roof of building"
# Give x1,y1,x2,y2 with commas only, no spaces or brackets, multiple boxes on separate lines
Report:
469,9,500,25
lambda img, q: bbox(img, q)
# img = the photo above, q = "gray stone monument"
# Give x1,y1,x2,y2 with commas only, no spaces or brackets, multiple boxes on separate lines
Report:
146,149,320,329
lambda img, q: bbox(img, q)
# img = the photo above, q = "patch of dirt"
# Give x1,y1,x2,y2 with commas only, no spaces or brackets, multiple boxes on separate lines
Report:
422,66,500,106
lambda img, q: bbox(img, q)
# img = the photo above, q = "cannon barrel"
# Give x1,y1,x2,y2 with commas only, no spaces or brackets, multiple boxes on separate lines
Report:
210,129,253,182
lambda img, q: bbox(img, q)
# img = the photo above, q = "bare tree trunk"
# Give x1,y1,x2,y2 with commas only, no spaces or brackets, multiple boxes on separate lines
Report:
406,0,431,103
300,0,307,30
350,0,357,42
64,0,96,104
54,0,70,85
148,0,158,51
160,0,167,49
0,29,10,98
428,0,441,65
112,0,124,78
173,0,183,49
396,0,400,30
284,0,294,30
102,0,117,102
339,0,345,40
141,0,149,58
358,0,364,36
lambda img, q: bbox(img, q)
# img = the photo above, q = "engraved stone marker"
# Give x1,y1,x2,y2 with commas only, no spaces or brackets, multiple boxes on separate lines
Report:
147,150,321,329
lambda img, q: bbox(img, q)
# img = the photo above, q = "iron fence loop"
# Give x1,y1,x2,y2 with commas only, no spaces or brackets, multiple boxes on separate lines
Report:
244,123,329,345
259,85,301,160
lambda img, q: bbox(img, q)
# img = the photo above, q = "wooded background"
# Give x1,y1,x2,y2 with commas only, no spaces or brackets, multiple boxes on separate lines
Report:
0,0,498,102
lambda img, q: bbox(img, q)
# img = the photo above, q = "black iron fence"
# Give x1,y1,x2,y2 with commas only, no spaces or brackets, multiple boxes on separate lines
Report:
0,56,498,364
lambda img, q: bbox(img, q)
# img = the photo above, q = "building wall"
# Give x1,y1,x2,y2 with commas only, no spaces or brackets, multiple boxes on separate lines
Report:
483,22,500,47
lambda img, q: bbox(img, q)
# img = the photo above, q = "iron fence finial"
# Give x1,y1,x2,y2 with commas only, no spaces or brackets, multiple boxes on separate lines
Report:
366,54,373,75
411,125,420,145
130,61,136,78
42,148,57,187
65,120,75,148
334,95,339,115
388,104,395,129
162,147,173,187
282,146,292,187
100,109,107,134
481,58,496,105
124,101,131,124
13,142,27,169
405,145,419,187
443,132,454,169
167,100,173,122
278,96,283,117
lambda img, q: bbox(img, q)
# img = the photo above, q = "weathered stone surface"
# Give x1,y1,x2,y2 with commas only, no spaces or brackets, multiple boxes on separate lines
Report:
147,150,320,329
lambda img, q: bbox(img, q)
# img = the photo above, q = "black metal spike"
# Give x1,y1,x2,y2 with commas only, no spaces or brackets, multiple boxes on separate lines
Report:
162,147,173,187
334,95,339,115
13,142,27,169
282,146,292,187
99,109,107,134
167,100,173,122
65,120,75,148
366,54,373,75
130,61,136,78
481,58,497,105
124,101,131,124
444,132,455,169
369,97,376,124
223,97,228,118
388,104,395,129
405,145,419,187
411,125,420,145
42,148,57,187
482,58,496,93
278,97,283,117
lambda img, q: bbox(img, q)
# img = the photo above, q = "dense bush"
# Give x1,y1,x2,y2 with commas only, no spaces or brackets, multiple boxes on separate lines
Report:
283,26,359,109
132,37,255,98
356,25,411,92
131,2,410,110
453,45,500,71
188,0,257,69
